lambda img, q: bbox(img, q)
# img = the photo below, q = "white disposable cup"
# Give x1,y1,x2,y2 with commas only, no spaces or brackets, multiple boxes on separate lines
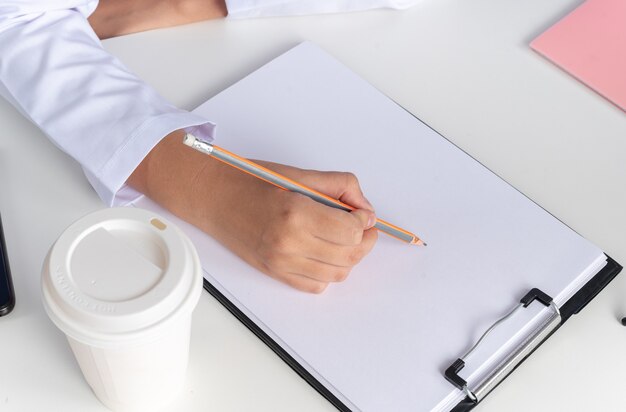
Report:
41,208,203,412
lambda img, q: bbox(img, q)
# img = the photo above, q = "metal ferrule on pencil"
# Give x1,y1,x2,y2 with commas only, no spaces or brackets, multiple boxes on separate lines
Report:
183,134,214,155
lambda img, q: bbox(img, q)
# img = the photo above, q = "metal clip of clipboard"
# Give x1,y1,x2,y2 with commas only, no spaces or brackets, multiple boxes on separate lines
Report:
444,288,561,403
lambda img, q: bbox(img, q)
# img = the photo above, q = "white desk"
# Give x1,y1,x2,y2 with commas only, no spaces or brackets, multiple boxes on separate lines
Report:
1,1,625,411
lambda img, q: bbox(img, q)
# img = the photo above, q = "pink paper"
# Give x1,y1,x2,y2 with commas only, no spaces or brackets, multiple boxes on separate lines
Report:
531,0,626,111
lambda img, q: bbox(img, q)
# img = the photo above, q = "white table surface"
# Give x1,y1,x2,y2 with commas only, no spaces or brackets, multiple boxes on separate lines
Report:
1,1,625,411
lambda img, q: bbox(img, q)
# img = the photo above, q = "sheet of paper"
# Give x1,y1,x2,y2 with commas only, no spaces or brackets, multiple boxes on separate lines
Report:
531,0,626,111
135,42,605,411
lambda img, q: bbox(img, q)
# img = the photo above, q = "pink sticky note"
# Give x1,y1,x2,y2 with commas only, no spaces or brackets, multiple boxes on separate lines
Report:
531,0,626,111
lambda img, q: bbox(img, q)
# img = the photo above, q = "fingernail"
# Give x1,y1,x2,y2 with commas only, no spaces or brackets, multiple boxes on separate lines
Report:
367,213,376,229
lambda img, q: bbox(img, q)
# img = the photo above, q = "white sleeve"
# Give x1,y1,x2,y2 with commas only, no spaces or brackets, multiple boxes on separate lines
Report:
0,1,216,206
225,0,420,19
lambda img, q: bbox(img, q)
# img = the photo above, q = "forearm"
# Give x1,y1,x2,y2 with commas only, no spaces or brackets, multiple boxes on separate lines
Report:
127,130,222,234
128,130,278,252
89,0,227,39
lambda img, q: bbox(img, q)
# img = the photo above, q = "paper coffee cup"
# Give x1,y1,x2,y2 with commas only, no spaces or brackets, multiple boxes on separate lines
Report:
41,208,203,412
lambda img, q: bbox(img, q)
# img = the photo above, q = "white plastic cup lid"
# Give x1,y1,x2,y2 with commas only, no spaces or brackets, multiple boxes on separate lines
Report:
41,208,203,347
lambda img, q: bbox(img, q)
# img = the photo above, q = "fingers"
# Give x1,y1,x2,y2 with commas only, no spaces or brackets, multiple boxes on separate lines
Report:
305,227,378,267
260,230,378,294
301,199,376,246
263,269,330,294
255,193,379,292
266,228,378,279
226,161,379,293
350,209,376,231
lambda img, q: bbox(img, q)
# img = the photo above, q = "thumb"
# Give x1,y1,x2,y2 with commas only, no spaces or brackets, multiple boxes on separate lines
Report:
335,173,375,213
297,171,375,212
351,209,376,230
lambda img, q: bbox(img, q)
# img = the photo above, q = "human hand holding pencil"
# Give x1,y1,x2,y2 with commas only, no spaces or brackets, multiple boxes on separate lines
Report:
184,134,425,246
128,130,381,293
231,159,380,293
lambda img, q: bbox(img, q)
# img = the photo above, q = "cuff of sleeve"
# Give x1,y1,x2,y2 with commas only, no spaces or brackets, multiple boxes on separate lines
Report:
225,0,420,19
83,111,216,207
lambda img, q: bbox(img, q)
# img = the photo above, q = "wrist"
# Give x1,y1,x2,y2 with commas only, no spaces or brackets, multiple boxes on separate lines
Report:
127,130,239,237
128,130,208,210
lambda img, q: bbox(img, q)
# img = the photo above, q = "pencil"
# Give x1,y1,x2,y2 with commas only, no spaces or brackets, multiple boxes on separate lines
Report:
183,134,425,246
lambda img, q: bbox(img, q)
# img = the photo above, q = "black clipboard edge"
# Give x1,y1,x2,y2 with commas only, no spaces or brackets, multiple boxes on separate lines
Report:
203,279,352,412
203,255,621,412
560,255,622,321
451,255,622,412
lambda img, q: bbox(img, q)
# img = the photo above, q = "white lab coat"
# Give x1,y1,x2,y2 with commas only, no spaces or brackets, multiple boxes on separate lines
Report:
0,0,418,206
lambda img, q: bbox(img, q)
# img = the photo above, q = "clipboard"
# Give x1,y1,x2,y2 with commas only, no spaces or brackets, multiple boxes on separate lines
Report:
203,257,621,412
445,257,622,411
133,42,622,411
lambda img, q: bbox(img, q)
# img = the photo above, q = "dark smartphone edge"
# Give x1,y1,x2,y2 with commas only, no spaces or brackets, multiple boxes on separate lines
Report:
0,213,16,316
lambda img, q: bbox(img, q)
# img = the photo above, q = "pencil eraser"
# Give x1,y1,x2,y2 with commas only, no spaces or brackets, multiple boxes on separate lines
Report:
182,134,196,147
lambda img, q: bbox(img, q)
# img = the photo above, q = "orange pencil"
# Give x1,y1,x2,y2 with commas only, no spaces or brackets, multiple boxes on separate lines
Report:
183,134,425,246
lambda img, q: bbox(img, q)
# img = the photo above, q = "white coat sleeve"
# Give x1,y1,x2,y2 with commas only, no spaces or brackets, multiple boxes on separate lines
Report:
225,0,420,19
0,1,216,206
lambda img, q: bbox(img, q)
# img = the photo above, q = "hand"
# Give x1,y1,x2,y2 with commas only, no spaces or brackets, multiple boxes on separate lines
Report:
89,0,227,39
229,160,379,293
129,131,379,293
